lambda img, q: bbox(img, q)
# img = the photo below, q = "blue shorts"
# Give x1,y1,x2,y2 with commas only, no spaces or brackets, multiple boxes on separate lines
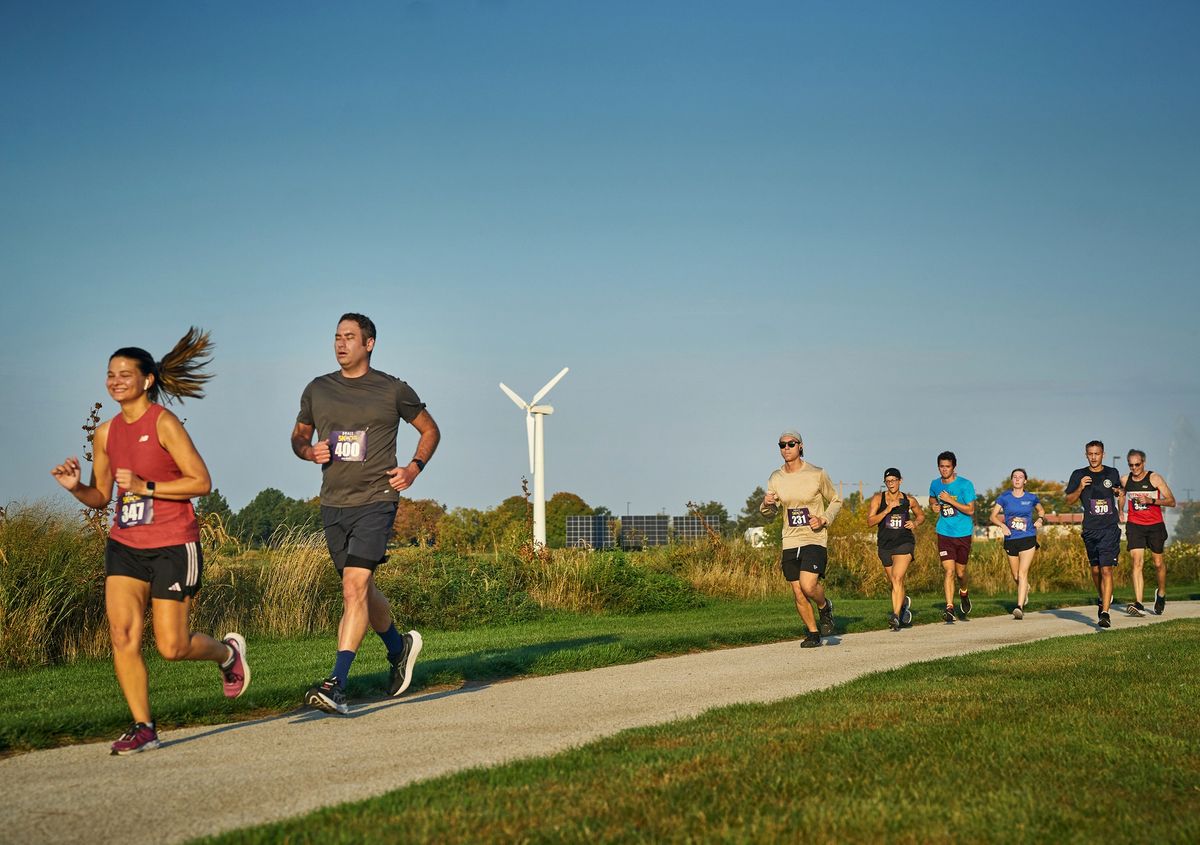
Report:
1082,526,1120,568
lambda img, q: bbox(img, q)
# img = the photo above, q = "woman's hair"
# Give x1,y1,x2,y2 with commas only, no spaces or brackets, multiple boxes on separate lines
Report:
110,327,214,404
1011,468,1028,481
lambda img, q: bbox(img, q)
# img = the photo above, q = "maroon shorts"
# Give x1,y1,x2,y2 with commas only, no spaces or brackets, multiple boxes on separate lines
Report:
937,534,972,565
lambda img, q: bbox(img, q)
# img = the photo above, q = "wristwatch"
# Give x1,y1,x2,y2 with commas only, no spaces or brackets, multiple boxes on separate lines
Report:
412,459,426,472
146,480,156,497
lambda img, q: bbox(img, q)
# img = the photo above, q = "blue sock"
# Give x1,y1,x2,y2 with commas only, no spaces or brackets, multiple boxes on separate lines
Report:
331,650,356,685
378,624,406,660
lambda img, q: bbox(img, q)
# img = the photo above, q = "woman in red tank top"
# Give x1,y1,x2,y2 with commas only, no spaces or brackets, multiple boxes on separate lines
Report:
51,328,251,755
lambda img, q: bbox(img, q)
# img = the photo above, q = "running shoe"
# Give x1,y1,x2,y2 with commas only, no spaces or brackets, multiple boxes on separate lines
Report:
942,606,956,623
818,599,835,636
1013,605,1024,620
1154,591,1166,615
111,722,160,756
800,631,822,648
888,612,900,631
959,592,972,616
220,633,250,698
1098,611,1111,629
1126,602,1144,618
900,595,913,627
387,630,424,697
305,677,349,715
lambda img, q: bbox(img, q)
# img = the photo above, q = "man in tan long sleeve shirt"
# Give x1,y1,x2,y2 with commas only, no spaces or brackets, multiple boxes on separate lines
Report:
760,430,843,647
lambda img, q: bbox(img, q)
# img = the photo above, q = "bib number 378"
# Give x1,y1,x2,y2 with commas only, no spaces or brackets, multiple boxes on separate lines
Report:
118,492,154,528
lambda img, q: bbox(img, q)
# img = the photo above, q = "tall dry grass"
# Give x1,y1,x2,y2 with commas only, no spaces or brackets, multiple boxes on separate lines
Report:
3,502,1198,669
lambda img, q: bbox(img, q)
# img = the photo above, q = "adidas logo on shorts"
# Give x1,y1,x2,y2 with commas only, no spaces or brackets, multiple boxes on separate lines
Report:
168,582,182,592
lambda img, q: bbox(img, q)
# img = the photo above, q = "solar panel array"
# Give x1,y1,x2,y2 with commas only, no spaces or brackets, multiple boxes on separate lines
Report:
565,515,616,550
620,515,670,550
671,515,722,542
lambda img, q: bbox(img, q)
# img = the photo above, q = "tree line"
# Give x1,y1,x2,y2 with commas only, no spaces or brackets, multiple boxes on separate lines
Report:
198,478,1200,550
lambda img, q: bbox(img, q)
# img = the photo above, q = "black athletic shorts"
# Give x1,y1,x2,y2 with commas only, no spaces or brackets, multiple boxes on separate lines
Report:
781,545,828,581
105,538,203,601
1126,522,1167,554
1003,535,1039,556
321,501,398,574
938,534,972,565
1082,526,1121,568
877,543,915,567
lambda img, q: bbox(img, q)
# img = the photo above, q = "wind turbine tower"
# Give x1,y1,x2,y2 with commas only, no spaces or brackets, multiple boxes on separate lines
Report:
499,367,569,547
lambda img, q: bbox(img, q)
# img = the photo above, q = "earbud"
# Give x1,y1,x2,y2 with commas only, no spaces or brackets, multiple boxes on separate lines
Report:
144,380,150,389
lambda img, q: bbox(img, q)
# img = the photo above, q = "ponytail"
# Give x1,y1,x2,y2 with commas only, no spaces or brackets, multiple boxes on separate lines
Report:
111,327,214,404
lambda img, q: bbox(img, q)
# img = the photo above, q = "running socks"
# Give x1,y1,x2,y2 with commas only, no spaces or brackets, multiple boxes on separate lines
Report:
378,624,407,660
219,645,237,670
332,650,356,685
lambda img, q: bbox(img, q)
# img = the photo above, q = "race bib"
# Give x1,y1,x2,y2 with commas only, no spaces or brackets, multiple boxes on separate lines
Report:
1132,498,1150,512
1089,499,1111,516
787,507,811,527
1010,516,1028,532
940,502,956,518
330,430,368,462
117,492,154,528
887,513,905,530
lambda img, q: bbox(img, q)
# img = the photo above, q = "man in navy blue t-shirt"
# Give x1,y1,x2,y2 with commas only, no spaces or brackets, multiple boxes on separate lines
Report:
1064,440,1124,628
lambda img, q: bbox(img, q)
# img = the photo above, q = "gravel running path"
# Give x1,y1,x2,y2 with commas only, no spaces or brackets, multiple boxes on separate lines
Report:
5,601,1196,845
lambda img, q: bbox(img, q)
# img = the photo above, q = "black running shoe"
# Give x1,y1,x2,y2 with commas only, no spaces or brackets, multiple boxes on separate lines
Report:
959,592,972,616
1126,602,1144,618
305,677,349,715
800,631,822,648
818,599,835,636
1098,611,1111,629
1154,591,1166,615
387,630,424,697
888,613,900,631
900,595,913,626
942,606,956,623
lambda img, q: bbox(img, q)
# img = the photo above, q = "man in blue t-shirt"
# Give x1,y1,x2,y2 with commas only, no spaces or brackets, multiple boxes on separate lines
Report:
928,451,976,622
1065,440,1124,628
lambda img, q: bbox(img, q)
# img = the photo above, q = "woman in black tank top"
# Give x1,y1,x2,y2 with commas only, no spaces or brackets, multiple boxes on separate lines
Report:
867,468,925,631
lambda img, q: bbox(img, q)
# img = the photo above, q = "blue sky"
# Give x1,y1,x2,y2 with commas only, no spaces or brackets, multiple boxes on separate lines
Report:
4,1,1199,518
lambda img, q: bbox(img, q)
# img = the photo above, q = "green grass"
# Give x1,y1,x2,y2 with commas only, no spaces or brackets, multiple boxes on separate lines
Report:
6,586,1196,754
197,619,1200,845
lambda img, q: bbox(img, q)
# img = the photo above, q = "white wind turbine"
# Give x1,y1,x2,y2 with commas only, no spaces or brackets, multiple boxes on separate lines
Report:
499,367,569,548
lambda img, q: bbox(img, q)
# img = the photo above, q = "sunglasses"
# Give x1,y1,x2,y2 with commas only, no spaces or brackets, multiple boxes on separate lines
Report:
778,440,799,449
1127,461,1143,467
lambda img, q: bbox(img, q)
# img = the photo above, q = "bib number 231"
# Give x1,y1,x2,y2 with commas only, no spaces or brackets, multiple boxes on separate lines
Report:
787,507,810,527
118,492,154,528
331,430,368,462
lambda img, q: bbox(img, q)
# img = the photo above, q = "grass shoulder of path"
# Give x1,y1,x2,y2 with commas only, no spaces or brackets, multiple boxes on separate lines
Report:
4,587,1197,753
200,619,1200,845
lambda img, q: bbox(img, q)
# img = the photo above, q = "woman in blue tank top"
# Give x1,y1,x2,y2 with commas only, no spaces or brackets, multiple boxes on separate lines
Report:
989,468,1045,619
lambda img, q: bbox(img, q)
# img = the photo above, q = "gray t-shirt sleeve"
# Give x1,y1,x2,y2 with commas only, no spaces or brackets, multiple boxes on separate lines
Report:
395,380,425,425
297,381,315,426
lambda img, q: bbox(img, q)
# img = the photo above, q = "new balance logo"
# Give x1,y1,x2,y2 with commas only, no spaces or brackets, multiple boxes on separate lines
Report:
138,435,150,442
168,582,182,592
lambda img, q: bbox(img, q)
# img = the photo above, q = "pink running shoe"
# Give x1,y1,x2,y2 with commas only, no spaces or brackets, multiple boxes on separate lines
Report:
220,633,251,698
111,722,160,756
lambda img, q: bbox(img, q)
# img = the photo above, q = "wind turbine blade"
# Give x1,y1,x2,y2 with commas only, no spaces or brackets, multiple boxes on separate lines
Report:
499,382,528,410
530,367,569,405
525,412,535,474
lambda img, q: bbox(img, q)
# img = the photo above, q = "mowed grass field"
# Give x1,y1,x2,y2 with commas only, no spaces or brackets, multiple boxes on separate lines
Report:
196,619,1200,845
4,588,1181,753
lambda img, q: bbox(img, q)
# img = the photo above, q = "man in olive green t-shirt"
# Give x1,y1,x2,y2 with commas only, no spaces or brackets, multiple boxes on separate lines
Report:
760,430,842,648
291,313,440,714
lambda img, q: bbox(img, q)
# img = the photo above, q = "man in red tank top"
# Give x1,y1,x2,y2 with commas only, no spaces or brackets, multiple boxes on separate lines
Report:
1120,449,1176,616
